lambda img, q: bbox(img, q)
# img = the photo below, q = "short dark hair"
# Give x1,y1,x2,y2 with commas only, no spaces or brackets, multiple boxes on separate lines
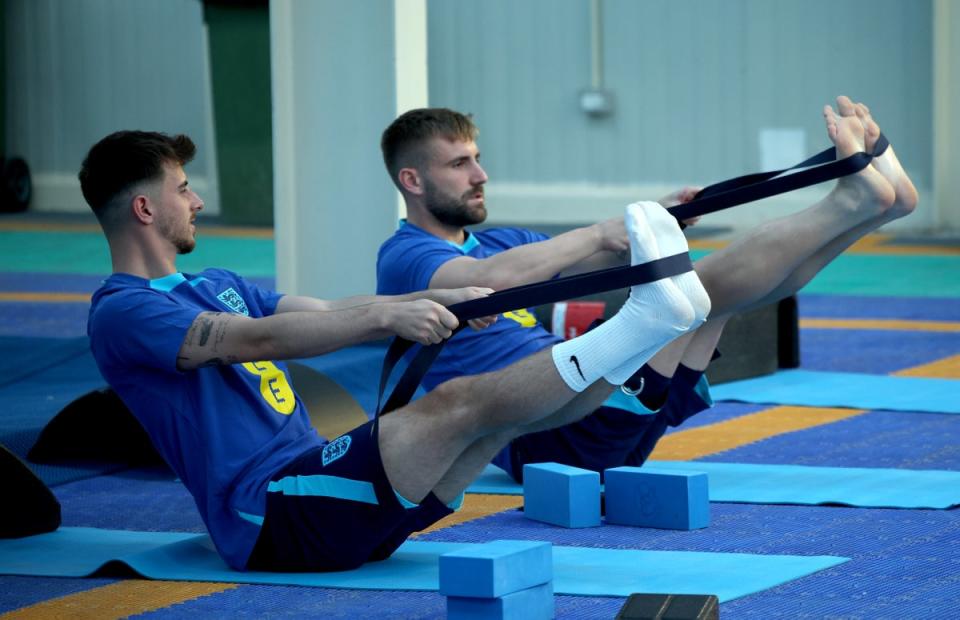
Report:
380,108,478,189
78,130,196,215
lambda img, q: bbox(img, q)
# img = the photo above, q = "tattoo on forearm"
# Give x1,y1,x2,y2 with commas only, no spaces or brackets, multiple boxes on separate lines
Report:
214,316,230,350
183,313,241,368
198,318,214,346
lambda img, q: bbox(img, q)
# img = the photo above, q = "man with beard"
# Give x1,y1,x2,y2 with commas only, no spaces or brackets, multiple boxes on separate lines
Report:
376,100,917,481
80,130,709,571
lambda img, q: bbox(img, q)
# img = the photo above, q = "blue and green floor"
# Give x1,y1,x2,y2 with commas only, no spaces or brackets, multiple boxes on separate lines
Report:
1,216,958,618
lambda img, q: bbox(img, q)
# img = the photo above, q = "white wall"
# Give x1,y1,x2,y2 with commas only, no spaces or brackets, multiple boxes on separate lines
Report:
4,0,219,214
428,0,943,234
271,0,427,298
934,0,960,232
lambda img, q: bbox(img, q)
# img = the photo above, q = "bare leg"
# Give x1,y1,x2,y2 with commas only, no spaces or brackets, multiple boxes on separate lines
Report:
379,349,573,503
429,382,612,502
695,96,897,321
650,97,917,377
672,317,729,372
747,98,918,309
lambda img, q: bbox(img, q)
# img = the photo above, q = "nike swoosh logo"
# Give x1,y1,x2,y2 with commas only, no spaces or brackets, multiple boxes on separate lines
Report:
569,355,586,381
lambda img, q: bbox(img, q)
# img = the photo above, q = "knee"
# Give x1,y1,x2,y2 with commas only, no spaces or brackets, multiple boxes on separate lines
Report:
418,379,486,437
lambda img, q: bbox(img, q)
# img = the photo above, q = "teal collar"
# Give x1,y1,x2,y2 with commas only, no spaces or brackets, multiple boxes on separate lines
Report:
400,219,480,254
149,273,208,292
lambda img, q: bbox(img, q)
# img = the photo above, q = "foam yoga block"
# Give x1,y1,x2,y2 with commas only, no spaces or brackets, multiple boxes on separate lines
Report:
604,467,709,530
447,581,555,620
438,539,553,598
1,443,60,538
523,463,601,528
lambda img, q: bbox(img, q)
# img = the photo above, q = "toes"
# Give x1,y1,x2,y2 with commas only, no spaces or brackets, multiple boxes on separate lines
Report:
836,95,857,117
853,103,881,152
823,105,838,139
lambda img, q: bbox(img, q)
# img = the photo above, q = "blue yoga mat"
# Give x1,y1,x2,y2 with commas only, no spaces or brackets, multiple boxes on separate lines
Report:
0,527,846,602
468,463,960,509
710,369,960,414
643,461,960,509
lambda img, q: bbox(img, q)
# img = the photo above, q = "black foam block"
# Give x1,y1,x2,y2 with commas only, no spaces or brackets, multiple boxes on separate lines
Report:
1,443,60,538
705,302,779,385
777,295,800,369
616,593,720,619
28,387,164,465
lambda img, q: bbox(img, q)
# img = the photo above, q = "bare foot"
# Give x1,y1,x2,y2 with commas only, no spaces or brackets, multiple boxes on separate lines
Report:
824,96,896,216
853,100,919,221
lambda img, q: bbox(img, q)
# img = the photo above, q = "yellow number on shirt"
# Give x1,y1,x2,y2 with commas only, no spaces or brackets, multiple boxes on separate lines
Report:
242,361,296,414
503,308,537,328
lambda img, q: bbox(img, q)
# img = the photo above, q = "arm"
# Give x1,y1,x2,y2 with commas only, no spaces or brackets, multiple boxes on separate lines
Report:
275,288,491,313
429,218,629,290
177,301,455,371
178,287,496,371
537,186,706,279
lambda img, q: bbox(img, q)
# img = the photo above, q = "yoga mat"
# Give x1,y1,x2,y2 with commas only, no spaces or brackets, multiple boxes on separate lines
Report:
711,370,960,414
0,527,847,602
468,463,960,509
643,461,960,509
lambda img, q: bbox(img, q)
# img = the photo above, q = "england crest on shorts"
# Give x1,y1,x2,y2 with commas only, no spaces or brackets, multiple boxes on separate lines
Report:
216,288,249,316
322,435,351,466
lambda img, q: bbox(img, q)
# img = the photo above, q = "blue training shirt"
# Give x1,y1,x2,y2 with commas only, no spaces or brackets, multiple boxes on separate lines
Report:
376,221,562,389
88,268,326,570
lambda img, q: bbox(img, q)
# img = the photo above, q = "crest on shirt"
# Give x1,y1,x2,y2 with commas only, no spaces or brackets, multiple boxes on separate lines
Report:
216,288,249,316
322,435,351,466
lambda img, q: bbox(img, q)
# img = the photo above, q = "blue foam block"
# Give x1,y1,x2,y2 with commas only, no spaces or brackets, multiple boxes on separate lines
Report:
439,539,553,598
523,462,601,528
604,467,709,530
447,581,555,620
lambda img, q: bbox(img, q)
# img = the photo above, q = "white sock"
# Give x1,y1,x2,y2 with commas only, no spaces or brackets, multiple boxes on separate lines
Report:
552,203,694,392
602,201,701,386
552,300,692,392
638,201,711,325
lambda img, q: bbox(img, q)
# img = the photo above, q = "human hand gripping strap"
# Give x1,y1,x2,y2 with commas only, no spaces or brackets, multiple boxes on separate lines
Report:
376,133,891,415
375,252,694,415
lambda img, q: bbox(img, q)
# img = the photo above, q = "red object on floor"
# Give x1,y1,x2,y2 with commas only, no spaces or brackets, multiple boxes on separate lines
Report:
552,301,606,340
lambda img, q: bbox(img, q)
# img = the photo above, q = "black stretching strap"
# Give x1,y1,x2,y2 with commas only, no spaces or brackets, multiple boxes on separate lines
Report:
376,133,890,416
669,133,889,221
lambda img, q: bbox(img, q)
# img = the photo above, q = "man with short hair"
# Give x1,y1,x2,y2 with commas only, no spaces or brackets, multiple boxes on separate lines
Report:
81,130,706,571
376,97,917,481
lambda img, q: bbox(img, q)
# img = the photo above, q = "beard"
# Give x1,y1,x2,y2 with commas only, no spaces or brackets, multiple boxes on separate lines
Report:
159,217,197,254
423,179,487,227
174,236,196,255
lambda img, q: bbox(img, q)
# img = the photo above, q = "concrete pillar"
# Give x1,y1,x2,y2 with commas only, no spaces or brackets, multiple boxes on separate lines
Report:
933,0,960,231
270,0,428,297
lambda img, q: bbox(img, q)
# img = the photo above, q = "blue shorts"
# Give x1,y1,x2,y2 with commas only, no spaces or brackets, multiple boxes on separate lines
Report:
247,419,454,572
494,368,712,482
